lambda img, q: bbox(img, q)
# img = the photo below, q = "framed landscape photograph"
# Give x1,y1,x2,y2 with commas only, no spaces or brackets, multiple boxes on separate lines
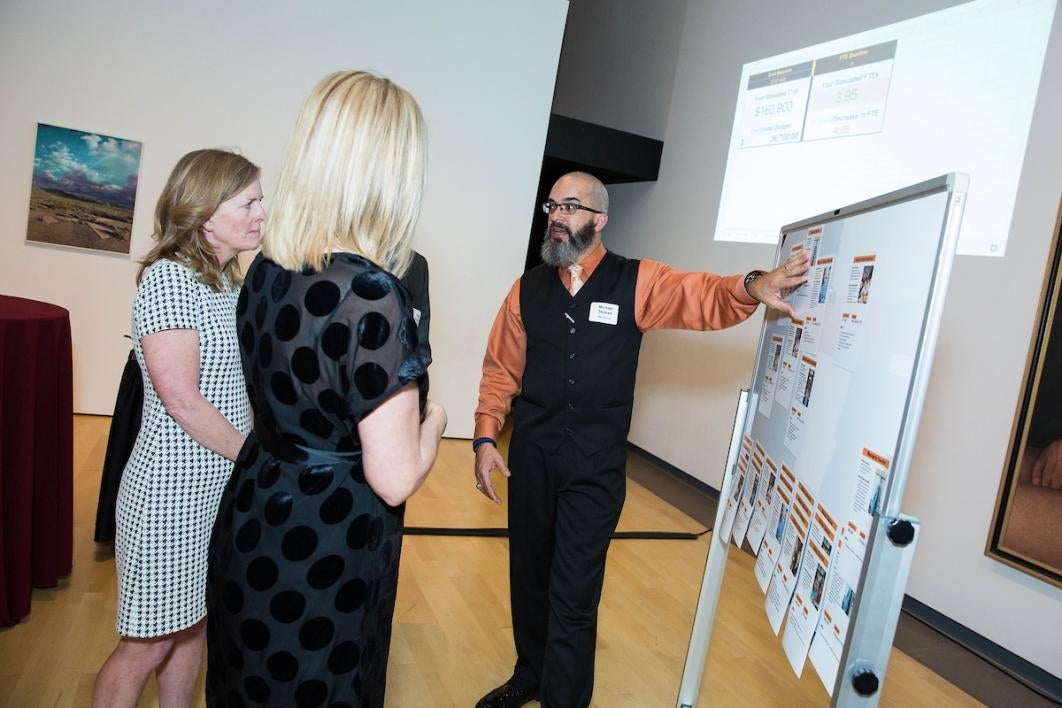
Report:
987,199,1062,588
26,123,142,254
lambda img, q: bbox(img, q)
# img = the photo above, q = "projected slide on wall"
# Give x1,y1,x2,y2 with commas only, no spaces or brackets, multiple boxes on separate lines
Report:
714,0,1055,256
739,41,896,149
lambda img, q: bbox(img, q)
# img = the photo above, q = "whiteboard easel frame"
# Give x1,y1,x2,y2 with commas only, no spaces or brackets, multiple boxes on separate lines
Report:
677,172,969,707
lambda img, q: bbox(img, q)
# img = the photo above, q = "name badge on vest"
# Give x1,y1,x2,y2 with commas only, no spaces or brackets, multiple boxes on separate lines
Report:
588,302,619,325
412,307,422,326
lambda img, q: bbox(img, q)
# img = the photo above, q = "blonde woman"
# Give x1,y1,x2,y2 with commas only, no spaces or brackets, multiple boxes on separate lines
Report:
93,149,264,707
205,71,446,707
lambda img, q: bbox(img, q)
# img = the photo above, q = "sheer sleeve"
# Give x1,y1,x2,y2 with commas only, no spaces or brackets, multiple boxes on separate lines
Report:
340,267,426,422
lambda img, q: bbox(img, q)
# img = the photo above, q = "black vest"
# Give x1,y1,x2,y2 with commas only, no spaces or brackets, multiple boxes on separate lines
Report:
515,251,643,455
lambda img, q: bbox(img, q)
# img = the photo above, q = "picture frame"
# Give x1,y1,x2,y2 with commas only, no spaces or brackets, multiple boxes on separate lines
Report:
987,198,1062,588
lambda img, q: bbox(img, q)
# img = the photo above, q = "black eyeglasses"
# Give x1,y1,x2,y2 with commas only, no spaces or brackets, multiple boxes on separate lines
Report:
542,200,604,215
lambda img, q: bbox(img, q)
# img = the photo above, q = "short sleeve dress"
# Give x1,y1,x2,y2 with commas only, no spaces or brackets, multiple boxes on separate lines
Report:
205,252,427,708
115,259,250,637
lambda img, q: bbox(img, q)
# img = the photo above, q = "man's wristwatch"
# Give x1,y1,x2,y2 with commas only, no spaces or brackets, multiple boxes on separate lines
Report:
744,270,767,297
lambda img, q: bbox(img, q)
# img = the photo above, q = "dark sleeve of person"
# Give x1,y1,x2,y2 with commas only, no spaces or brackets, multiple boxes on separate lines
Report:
401,251,431,404
1027,300,1062,447
402,251,431,360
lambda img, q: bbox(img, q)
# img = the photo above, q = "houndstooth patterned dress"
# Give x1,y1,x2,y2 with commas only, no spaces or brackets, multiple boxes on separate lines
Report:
115,259,250,637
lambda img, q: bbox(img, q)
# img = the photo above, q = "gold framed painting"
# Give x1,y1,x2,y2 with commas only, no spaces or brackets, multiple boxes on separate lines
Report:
987,199,1062,588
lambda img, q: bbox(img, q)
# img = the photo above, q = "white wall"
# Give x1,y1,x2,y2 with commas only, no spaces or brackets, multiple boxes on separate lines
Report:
551,0,688,139
596,0,1062,679
0,0,569,438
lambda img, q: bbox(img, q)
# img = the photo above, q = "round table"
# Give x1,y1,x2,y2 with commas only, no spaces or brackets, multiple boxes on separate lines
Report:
0,295,73,626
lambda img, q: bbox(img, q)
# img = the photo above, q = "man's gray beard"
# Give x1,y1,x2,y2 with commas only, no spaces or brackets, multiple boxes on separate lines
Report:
540,221,594,266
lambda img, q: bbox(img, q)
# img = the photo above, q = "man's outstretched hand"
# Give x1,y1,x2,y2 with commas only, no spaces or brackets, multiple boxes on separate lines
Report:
747,246,812,319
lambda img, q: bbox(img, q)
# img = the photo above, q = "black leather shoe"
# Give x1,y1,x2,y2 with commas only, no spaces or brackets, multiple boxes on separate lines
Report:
474,681,539,708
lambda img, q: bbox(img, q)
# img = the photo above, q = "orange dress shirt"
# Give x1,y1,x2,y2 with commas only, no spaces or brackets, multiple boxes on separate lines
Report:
474,243,759,440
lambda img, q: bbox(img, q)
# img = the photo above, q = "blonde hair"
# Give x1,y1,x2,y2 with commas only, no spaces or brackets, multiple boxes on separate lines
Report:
263,70,428,277
137,149,260,291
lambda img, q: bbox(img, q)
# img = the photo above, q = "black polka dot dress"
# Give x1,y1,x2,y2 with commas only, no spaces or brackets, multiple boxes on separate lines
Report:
205,253,426,708
116,259,250,638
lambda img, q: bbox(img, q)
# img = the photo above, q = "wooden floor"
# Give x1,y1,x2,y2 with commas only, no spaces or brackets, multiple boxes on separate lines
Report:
0,416,982,707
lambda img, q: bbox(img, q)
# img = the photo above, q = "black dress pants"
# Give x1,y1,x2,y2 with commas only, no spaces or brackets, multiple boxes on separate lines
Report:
507,435,626,708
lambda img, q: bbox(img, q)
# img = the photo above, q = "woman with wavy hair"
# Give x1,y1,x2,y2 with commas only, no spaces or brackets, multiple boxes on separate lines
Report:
205,71,446,707
93,149,265,707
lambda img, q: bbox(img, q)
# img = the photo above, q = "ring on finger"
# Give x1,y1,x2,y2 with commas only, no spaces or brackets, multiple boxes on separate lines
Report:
475,481,484,491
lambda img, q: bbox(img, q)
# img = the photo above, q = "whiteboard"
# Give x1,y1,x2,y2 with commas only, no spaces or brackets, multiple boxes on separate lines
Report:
714,173,968,692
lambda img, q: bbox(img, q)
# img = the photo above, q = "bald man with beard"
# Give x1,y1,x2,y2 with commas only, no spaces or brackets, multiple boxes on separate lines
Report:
471,171,809,708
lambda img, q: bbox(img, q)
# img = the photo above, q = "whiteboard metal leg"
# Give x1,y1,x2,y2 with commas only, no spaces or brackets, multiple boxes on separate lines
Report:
676,390,753,708
832,515,920,707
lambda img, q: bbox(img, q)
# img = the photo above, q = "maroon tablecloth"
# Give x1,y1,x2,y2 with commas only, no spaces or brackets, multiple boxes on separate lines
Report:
0,295,73,626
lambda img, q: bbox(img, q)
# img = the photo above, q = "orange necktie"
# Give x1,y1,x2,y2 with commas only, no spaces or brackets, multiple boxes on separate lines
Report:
568,263,584,295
